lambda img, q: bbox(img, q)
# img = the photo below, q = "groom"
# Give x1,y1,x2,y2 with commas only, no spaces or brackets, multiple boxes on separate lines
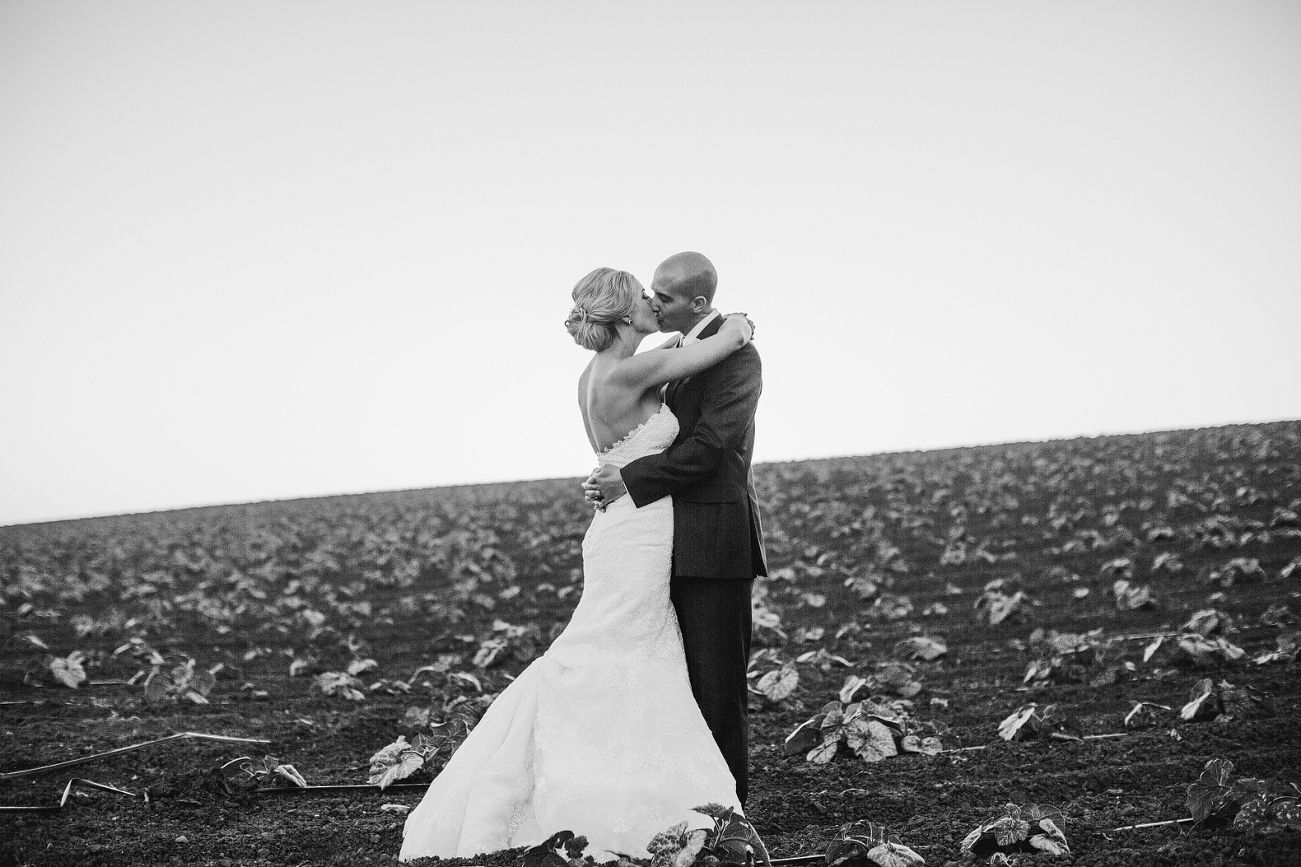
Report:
584,251,767,805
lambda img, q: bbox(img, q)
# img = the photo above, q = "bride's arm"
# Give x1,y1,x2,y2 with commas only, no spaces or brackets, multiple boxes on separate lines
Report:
613,315,752,391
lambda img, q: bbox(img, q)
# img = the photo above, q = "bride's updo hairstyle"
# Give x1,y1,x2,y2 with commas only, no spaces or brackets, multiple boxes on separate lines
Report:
565,267,642,352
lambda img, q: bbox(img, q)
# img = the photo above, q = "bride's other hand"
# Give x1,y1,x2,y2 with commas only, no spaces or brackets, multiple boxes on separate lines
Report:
583,465,628,510
722,312,754,341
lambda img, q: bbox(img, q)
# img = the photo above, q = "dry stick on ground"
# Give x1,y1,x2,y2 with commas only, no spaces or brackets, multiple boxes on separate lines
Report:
258,783,433,795
1109,818,1195,832
939,732,1129,753
0,732,272,780
0,778,141,813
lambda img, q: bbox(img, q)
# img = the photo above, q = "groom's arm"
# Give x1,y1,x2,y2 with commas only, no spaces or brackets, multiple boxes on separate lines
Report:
620,346,762,508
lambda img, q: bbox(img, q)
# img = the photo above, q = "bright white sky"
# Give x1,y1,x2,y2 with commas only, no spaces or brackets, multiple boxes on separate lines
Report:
2,1,1299,527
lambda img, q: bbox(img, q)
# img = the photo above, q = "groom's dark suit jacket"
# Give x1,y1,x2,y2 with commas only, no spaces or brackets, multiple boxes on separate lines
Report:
621,314,767,581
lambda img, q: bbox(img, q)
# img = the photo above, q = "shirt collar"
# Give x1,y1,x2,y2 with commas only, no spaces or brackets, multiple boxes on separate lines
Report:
681,309,721,346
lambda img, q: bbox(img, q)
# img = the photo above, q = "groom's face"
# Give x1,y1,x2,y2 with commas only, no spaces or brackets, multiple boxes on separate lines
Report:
649,273,702,335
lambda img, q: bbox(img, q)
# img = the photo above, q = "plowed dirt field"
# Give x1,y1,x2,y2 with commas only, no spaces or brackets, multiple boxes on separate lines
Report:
3,421,1299,867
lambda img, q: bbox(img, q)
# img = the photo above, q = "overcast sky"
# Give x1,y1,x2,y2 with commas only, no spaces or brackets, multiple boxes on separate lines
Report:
2,1,1298,527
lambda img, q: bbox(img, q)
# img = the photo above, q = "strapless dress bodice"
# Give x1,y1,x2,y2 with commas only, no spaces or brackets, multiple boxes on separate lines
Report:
596,404,679,469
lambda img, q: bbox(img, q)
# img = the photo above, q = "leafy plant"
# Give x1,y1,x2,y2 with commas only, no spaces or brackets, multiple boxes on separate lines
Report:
1182,608,1236,636
220,755,308,793
824,820,923,867
786,698,949,763
974,579,1028,626
1186,758,1301,833
1180,678,1269,722
522,830,593,867
314,670,366,701
1111,579,1157,610
1021,628,1127,686
645,804,769,867
751,662,800,703
1254,632,1300,666
838,663,923,702
24,650,89,688
143,656,217,705
1155,630,1247,666
367,718,471,789
997,703,1069,741
959,803,1069,857
893,636,946,662
1206,557,1267,588
367,734,437,790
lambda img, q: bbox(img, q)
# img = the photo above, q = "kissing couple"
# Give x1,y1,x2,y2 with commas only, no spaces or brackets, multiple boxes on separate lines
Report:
400,251,767,861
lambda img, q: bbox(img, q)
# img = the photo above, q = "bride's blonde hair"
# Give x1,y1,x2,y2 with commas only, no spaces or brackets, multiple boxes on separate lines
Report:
565,268,643,352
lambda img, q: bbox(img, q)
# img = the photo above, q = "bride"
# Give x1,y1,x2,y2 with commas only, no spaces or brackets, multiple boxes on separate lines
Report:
399,267,756,861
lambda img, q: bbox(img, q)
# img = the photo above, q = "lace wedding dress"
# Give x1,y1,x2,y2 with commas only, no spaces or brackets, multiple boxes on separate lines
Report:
400,404,743,862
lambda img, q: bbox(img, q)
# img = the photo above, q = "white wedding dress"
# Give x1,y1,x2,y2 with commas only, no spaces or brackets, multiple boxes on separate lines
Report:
400,404,743,862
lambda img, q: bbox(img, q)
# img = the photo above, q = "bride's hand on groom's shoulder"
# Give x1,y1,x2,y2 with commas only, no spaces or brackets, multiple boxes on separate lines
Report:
723,312,755,340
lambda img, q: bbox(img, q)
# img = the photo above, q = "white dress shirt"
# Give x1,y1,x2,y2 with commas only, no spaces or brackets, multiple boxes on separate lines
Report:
679,309,721,347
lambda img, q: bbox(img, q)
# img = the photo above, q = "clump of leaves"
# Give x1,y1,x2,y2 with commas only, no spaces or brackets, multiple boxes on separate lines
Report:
24,650,88,688
144,657,217,705
786,697,951,763
367,734,437,789
1112,579,1157,610
866,594,914,622
1186,758,1301,833
367,719,471,789
1170,633,1246,666
1259,604,1297,627
219,755,308,793
1022,628,1128,686
893,636,946,662
750,662,800,704
1180,678,1270,722
1183,608,1237,636
1151,552,1184,574
974,579,1028,626
997,703,1071,741
522,830,593,867
794,647,855,673
839,662,924,701
824,820,923,867
314,670,366,701
1100,557,1134,579
1206,557,1267,588
1254,632,1300,666
959,803,1069,857
646,803,770,867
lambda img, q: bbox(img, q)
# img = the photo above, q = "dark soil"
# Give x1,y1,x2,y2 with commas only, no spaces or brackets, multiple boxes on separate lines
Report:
3,420,1300,867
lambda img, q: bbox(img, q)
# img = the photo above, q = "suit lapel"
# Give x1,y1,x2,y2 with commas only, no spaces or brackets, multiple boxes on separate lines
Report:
671,313,723,400
667,314,723,407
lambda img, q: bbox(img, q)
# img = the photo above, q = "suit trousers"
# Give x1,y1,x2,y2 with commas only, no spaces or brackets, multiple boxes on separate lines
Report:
669,575,754,805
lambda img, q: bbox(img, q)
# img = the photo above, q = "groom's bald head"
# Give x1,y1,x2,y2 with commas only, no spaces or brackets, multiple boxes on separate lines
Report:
655,251,717,305
650,251,718,335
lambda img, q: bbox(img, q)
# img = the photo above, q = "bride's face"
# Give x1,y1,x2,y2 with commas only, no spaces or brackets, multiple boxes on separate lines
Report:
629,288,660,335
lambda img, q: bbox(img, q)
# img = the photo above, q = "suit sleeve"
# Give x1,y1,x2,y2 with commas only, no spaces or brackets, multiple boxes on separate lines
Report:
621,346,761,508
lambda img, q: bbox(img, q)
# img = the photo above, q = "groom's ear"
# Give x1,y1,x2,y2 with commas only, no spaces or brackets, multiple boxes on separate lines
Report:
690,296,707,312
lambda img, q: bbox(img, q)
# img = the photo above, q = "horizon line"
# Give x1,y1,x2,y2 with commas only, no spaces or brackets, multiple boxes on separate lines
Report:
3,416,1296,530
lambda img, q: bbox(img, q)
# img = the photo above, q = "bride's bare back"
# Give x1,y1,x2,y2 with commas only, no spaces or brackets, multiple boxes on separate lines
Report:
579,361,664,453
